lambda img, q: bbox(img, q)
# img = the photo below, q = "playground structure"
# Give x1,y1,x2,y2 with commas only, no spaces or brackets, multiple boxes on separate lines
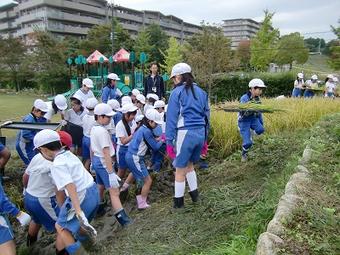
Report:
58,49,150,100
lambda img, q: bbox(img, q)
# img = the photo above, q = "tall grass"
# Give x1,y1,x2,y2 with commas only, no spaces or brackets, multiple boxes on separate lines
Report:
210,98,340,158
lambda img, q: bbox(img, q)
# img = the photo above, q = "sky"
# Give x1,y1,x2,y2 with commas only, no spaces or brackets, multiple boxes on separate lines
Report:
112,0,339,41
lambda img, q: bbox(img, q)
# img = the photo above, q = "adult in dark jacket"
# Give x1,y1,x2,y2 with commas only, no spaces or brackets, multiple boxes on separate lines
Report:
144,62,165,99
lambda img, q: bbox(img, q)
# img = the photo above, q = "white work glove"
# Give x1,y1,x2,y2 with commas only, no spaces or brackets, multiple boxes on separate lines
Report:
108,171,121,188
16,211,31,226
76,211,97,238
60,120,67,126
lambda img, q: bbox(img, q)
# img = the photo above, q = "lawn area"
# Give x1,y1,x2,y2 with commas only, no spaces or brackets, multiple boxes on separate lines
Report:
292,54,334,76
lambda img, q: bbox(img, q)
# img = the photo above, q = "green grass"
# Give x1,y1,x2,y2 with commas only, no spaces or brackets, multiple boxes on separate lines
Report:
279,113,340,255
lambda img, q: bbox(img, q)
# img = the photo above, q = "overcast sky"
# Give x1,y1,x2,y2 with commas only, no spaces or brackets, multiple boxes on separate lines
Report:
112,0,339,41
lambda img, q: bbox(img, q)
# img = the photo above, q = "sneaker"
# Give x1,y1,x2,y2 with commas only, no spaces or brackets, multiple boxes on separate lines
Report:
241,153,248,162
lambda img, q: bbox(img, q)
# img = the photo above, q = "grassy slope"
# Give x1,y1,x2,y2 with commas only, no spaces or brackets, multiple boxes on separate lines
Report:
279,113,340,255
292,54,334,75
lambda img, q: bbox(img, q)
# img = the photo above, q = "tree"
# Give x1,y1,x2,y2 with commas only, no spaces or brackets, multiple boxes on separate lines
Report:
276,32,309,69
250,10,280,71
329,19,340,70
133,29,153,64
29,31,69,94
145,23,169,64
160,37,183,74
236,40,251,70
183,24,233,96
0,37,26,91
304,37,326,53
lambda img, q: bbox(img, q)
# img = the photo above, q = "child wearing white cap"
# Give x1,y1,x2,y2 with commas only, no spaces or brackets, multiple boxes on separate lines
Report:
73,78,95,106
238,78,266,162
125,109,165,209
82,97,99,171
144,93,159,114
130,89,141,104
0,182,31,255
15,99,49,166
102,73,123,103
90,103,132,226
44,94,68,123
166,63,210,209
325,75,336,98
33,129,99,255
135,94,146,117
63,94,86,155
115,103,138,178
292,72,305,98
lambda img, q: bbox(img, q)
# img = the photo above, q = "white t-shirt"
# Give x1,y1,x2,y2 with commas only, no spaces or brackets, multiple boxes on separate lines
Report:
294,80,304,89
90,125,115,158
44,101,65,122
51,150,94,203
73,89,95,106
116,120,137,146
325,82,336,93
82,113,96,137
25,153,55,198
64,109,86,126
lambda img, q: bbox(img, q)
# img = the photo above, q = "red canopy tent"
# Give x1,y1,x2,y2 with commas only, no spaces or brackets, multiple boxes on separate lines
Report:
113,48,130,63
87,50,109,64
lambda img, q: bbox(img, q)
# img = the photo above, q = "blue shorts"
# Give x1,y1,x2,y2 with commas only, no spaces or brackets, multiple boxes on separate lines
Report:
117,145,128,169
92,156,119,189
0,142,5,153
125,152,149,181
292,88,302,98
15,136,36,166
173,128,205,168
24,192,59,232
57,183,99,235
0,215,14,245
82,136,91,160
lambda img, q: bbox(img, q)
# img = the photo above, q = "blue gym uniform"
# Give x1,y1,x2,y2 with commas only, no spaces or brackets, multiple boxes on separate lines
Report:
0,142,4,153
113,111,123,126
238,92,265,155
101,86,121,103
0,183,20,244
165,83,210,168
151,124,165,172
15,113,47,165
126,125,163,181
82,136,91,160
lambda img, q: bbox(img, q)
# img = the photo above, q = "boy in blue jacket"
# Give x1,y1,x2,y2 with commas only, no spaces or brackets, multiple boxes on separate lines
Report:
238,78,266,162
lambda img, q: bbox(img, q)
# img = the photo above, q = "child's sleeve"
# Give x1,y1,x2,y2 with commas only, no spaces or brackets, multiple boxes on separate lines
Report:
51,163,73,191
165,90,180,144
0,183,20,217
144,130,163,151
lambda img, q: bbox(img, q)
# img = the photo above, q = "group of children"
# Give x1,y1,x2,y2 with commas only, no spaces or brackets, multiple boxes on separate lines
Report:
292,73,339,98
1,62,212,254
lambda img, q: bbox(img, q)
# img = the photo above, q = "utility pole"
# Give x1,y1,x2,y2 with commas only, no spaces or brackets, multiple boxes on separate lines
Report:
108,1,115,56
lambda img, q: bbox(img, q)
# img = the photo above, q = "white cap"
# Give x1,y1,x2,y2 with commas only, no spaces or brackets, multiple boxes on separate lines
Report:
85,97,98,109
135,114,144,122
248,78,266,88
34,129,60,149
120,103,138,114
154,100,165,109
34,99,49,112
107,73,120,80
311,74,318,80
70,93,83,103
94,103,114,116
145,109,163,125
107,99,121,111
121,96,132,106
136,94,146,104
327,74,334,79
170,63,192,78
132,89,141,96
146,93,159,101
54,95,67,110
82,78,94,88
297,73,304,79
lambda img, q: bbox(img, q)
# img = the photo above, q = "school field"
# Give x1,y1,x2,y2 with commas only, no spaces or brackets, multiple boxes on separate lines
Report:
0,93,339,255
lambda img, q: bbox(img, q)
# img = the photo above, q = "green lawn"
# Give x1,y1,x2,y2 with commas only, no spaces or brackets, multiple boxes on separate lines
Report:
292,54,334,76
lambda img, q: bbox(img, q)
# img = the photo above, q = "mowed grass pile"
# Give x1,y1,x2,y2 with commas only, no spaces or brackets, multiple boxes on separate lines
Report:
210,97,340,158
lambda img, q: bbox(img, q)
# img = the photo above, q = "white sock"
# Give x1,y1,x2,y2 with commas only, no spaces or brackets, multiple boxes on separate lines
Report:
186,171,197,191
174,181,185,198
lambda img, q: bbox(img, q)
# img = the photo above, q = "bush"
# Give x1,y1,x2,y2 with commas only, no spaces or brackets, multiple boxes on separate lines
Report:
211,72,296,101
